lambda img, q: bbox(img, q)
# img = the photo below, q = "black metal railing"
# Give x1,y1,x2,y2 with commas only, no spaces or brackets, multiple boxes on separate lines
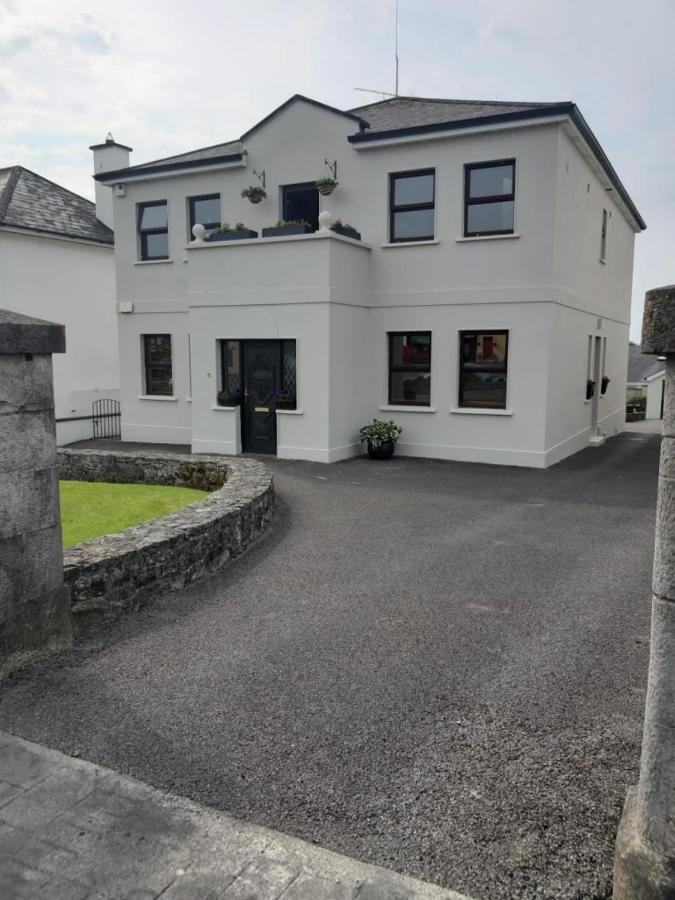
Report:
92,398,121,439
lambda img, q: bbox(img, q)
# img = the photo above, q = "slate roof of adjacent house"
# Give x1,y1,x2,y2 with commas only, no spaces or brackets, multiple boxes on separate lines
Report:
627,342,666,383
0,166,113,245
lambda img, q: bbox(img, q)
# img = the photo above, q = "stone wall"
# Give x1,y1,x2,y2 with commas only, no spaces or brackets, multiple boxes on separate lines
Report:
58,449,273,615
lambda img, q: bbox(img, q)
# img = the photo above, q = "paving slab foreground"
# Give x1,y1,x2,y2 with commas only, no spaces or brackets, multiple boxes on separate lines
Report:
0,732,470,900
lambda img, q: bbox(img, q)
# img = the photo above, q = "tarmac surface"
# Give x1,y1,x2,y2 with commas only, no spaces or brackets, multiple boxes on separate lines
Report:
0,432,661,899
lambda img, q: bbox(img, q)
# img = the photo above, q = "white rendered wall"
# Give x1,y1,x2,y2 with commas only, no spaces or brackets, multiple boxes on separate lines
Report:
647,374,665,419
0,230,118,427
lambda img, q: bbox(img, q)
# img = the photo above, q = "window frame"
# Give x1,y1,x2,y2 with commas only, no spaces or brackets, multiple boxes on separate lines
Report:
388,169,436,243
463,159,516,238
142,333,173,396
137,200,169,261
600,207,608,262
388,331,432,407
458,329,509,410
188,193,221,239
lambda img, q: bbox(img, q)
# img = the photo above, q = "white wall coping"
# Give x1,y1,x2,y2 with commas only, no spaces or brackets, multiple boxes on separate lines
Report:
378,405,436,413
449,407,513,416
186,231,371,252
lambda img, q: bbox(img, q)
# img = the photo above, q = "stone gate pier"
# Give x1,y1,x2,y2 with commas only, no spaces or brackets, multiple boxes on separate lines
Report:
614,285,675,899
0,309,71,678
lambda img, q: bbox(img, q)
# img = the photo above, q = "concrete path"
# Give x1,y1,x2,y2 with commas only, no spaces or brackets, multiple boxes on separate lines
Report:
623,418,663,433
2,433,661,899
0,732,467,900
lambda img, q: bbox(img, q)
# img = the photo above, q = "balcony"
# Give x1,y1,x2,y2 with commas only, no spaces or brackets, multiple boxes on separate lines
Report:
186,230,371,308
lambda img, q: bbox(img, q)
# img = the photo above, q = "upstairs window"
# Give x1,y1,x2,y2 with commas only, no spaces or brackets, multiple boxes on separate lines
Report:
600,208,608,262
138,201,169,260
143,334,173,396
464,160,515,237
389,170,435,243
459,331,509,409
388,332,431,405
189,194,221,239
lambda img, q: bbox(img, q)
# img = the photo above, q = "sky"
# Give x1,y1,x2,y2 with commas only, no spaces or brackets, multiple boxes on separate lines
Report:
1,0,673,340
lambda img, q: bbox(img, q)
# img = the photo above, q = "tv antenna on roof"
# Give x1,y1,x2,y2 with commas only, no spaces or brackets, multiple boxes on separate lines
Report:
354,0,400,99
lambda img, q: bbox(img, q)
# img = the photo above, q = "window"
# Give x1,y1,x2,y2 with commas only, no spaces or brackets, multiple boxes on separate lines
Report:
388,332,431,405
281,340,297,400
220,340,242,397
189,194,220,239
389,170,435,242
138,201,169,260
459,331,508,409
143,334,172,396
464,160,515,237
600,208,608,262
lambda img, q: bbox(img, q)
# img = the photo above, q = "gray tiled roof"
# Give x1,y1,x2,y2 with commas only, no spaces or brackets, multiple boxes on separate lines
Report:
0,166,113,245
349,96,564,132
627,342,666,383
124,139,244,176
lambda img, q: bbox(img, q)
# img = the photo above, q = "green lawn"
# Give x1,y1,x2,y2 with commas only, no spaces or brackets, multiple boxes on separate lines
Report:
59,480,207,548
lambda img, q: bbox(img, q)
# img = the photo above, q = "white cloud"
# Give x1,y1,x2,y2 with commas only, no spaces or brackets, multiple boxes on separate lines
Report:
0,0,672,338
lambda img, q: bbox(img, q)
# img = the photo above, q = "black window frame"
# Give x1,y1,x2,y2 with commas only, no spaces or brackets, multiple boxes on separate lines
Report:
188,193,221,238
143,333,173,396
600,207,608,262
388,331,432,407
458,330,509,410
388,169,435,243
463,159,516,238
137,200,169,261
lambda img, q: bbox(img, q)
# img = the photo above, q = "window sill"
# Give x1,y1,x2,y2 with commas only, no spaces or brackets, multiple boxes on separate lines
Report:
455,234,520,243
138,394,178,402
211,404,239,411
449,407,512,416
379,404,436,413
134,258,173,265
276,408,304,415
380,240,439,249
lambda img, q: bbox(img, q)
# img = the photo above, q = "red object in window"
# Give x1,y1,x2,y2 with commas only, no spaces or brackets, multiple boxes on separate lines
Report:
482,336,494,360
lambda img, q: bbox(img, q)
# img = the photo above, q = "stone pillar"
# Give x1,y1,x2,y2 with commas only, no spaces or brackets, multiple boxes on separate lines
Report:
614,284,675,899
0,309,72,678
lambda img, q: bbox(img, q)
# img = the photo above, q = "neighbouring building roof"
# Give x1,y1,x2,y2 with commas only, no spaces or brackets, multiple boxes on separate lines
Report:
627,342,666,383
93,92,645,231
0,166,113,245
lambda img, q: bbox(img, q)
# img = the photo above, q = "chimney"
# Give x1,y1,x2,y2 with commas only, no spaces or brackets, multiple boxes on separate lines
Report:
89,133,132,230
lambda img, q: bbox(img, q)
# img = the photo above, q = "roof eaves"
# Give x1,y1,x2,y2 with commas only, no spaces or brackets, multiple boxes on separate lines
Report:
241,93,368,141
95,151,245,183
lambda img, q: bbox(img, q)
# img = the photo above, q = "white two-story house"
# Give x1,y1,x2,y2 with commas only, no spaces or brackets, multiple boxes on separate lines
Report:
92,94,645,467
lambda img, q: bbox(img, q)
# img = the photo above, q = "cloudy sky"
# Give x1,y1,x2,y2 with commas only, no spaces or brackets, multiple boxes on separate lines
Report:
1,0,673,338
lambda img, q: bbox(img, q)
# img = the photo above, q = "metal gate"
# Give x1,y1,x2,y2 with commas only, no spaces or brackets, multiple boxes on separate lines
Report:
92,399,121,439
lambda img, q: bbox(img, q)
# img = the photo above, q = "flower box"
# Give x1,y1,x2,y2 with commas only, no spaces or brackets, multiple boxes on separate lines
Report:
210,230,258,242
331,223,361,241
262,223,313,238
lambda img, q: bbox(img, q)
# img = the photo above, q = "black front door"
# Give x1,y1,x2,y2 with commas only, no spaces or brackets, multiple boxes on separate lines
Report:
241,341,281,454
282,183,319,231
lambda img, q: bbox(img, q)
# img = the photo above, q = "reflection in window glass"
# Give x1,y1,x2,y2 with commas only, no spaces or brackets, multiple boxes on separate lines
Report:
220,340,241,394
393,173,435,206
464,160,515,237
389,332,432,405
189,194,220,238
138,201,169,260
143,334,173,396
389,170,435,242
459,331,509,409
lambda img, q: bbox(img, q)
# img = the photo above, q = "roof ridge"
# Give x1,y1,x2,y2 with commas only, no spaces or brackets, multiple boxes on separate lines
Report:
6,165,97,210
0,166,22,221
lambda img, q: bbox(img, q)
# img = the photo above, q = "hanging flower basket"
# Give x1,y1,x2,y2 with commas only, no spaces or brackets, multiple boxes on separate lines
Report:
241,186,267,204
316,176,338,196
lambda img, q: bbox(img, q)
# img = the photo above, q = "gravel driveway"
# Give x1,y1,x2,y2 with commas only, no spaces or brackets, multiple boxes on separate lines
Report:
0,433,660,899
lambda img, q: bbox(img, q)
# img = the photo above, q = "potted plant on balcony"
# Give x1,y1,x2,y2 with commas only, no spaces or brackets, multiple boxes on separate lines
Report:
359,419,403,460
262,219,313,238
241,185,267,204
601,375,610,395
586,379,596,400
316,175,338,196
216,387,242,407
330,219,361,241
210,223,258,242
273,390,296,411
